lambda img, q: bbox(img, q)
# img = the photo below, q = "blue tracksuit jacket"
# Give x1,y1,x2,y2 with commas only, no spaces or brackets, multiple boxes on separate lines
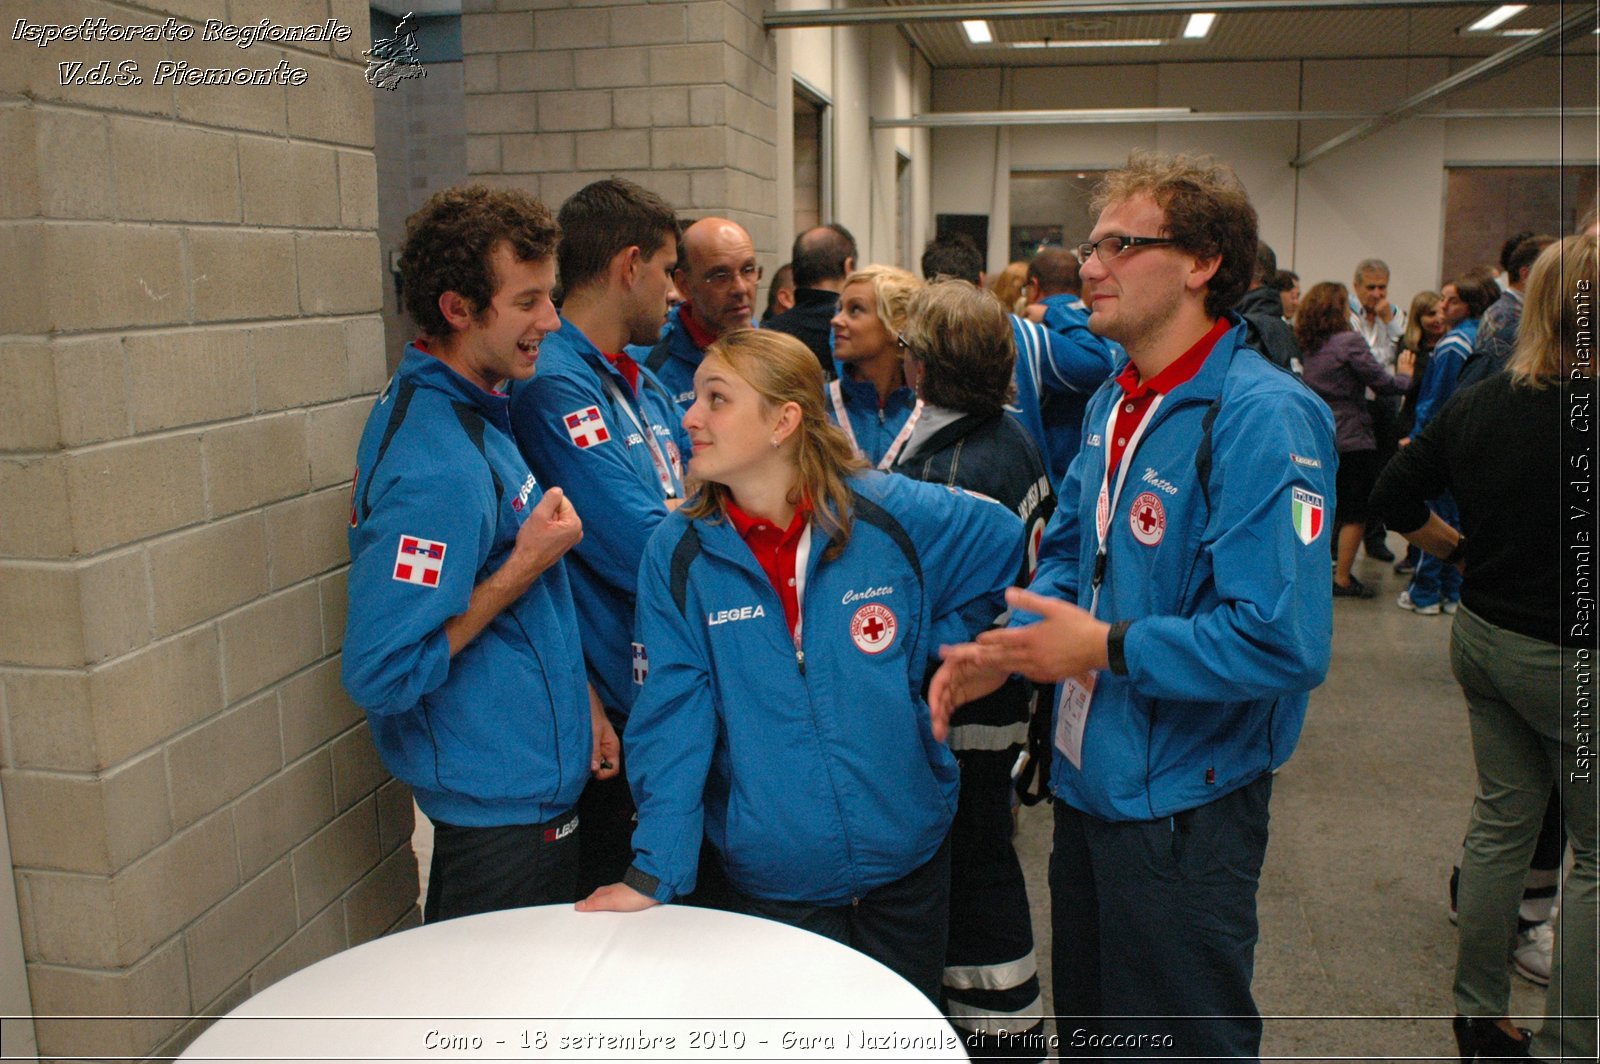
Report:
1025,318,1337,821
1412,319,1478,432
1023,295,1121,485
826,370,920,467
509,318,690,719
624,472,1024,905
342,346,591,827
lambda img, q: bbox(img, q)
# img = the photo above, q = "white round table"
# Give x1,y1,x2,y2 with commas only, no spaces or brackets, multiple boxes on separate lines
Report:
180,904,968,1061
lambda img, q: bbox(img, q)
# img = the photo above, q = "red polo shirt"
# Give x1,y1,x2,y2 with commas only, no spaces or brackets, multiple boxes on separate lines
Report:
1105,317,1230,482
726,500,809,638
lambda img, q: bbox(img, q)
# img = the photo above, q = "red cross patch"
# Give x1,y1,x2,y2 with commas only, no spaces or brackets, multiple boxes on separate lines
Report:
850,602,897,655
1128,492,1166,547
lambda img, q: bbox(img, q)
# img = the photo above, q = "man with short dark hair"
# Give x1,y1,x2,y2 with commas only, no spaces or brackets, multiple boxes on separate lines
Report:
1234,239,1302,372
639,216,760,409
761,262,796,324
766,223,857,379
508,178,689,896
1458,234,1555,389
1017,247,1121,481
934,152,1336,1062
343,184,612,922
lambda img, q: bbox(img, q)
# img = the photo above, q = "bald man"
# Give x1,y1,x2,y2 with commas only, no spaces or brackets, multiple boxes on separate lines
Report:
638,217,761,409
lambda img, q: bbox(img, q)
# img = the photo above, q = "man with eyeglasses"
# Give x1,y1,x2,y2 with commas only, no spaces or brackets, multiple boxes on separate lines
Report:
933,151,1336,1062
765,223,858,381
641,217,762,409
509,178,693,898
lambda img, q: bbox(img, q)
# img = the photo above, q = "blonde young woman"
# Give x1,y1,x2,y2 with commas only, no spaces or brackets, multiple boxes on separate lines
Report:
828,265,923,467
578,330,1023,1003
1372,235,1598,1063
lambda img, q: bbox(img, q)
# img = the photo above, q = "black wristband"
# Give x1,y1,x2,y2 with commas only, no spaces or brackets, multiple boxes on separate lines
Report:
1107,620,1133,676
622,864,662,901
1442,536,1467,566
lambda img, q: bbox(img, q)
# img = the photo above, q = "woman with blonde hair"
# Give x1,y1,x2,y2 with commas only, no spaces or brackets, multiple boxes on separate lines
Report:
990,260,1030,314
578,329,1024,1003
828,265,923,466
1372,235,1598,1063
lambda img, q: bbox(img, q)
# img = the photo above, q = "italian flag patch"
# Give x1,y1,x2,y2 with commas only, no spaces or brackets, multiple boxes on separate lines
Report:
1291,487,1325,545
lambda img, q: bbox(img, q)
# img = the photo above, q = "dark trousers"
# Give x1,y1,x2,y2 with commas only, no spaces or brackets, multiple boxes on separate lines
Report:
423,808,579,923
576,768,636,898
736,834,953,1005
1050,774,1273,1062
946,750,1043,1060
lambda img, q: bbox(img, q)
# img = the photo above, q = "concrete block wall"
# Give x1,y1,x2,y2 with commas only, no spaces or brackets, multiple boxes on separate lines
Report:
0,2,416,1058
462,0,779,261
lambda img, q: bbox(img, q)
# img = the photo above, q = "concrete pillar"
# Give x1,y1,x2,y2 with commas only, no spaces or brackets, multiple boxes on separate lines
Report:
0,2,415,1057
462,0,779,259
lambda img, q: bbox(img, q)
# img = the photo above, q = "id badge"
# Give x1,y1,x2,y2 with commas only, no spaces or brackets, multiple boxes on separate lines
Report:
1053,672,1096,770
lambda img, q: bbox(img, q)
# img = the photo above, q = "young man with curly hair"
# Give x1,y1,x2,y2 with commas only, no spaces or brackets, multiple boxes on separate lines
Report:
935,152,1337,1061
342,185,617,922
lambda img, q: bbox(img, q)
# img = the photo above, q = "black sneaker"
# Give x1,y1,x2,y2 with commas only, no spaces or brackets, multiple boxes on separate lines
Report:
1333,576,1376,599
1365,538,1396,563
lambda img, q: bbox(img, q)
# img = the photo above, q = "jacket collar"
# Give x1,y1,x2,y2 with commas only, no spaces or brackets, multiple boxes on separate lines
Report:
399,343,512,426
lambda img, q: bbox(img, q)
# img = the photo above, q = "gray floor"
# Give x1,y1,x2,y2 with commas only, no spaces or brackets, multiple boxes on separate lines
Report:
1012,538,1549,1061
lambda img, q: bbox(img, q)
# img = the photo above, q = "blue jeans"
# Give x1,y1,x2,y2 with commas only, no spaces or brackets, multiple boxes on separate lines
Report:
1049,774,1273,1061
1407,493,1462,608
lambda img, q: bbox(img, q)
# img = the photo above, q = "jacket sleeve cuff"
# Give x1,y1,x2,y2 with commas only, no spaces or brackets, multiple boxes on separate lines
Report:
623,864,671,904
1106,620,1133,676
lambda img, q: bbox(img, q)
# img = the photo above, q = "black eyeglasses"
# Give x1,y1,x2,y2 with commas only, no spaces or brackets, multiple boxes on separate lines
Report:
896,332,920,359
1074,235,1177,265
699,263,762,288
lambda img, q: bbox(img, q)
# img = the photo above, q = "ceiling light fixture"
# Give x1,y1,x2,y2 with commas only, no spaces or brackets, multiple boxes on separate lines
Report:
1009,38,1166,48
1465,4,1527,31
1183,13,1217,39
961,19,993,44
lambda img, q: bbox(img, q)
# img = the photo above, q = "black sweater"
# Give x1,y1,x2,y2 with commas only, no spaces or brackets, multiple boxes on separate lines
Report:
1370,372,1566,644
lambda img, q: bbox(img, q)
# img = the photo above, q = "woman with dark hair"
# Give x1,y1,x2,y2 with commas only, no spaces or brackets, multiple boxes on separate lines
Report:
1295,281,1412,598
891,280,1054,1056
1398,274,1500,615
578,329,1023,1004
1371,235,1597,1064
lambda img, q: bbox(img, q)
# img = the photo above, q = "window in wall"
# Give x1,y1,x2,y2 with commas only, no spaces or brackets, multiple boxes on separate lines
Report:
1442,165,1597,283
1010,170,1106,263
794,81,831,236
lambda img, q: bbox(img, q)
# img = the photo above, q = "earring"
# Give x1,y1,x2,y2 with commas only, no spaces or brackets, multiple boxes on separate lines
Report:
770,436,780,449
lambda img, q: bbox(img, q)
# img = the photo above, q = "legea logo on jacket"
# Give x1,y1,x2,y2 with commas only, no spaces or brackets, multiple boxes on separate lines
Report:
707,604,766,626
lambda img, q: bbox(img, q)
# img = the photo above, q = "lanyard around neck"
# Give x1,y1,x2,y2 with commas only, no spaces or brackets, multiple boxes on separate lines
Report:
828,379,923,470
602,374,679,500
1090,392,1163,617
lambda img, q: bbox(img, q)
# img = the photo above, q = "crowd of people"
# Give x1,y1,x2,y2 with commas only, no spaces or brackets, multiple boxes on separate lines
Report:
339,149,1596,1062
